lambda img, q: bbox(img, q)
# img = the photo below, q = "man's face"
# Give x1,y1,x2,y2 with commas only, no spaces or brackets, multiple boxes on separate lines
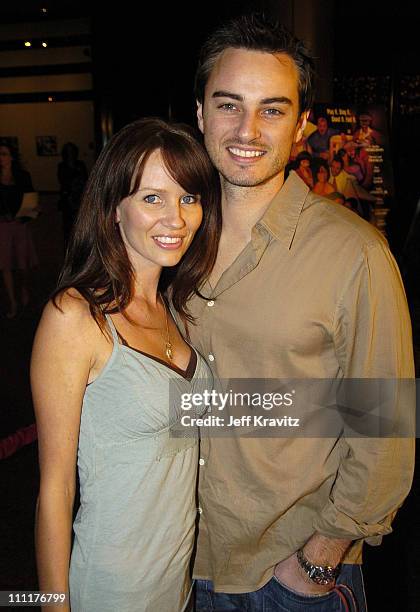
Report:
331,160,342,176
346,144,356,160
197,48,306,189
359,115,371,129
317,117,328,135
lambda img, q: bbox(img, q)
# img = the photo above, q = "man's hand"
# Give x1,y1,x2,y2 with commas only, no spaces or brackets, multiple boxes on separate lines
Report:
274,534,352,596
274,552,332,596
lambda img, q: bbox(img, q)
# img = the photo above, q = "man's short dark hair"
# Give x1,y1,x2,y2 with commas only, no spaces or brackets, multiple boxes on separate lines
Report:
194,13,315,115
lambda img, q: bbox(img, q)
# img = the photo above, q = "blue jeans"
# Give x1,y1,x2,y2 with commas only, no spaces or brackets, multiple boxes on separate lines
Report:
195,564,367,611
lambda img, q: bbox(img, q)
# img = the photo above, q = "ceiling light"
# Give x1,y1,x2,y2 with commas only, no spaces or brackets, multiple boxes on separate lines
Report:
24,41,32,47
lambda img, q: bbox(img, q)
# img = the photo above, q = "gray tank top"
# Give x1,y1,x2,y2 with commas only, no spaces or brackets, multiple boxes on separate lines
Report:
69,314,212,612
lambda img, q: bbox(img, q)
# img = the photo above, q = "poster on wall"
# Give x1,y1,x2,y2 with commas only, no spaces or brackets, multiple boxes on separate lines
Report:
0,136,19,152
36,135,58,156
288,104,393,233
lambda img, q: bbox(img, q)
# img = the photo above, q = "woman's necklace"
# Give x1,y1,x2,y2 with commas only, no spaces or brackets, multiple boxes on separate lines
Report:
160,295,173,361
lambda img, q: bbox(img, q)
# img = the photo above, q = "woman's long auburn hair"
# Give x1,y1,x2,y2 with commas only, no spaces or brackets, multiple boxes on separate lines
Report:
52,118,221,326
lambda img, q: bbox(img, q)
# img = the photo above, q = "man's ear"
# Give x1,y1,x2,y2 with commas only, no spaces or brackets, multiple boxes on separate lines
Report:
294,110,310,143
196,100,204,134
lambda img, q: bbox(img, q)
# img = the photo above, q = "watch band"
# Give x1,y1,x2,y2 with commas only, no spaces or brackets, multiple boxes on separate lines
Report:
296,548,341,585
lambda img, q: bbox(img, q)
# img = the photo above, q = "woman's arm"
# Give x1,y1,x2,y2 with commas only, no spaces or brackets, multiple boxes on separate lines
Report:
31,292,95,611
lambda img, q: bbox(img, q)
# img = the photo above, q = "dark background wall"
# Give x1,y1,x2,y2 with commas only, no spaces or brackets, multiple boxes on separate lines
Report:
90,1,419,256
1,1,419,256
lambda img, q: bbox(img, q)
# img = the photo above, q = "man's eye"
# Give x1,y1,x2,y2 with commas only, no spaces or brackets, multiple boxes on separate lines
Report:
144,194,161,204
263,108,284,116
218,103,237,111
181,195,199,204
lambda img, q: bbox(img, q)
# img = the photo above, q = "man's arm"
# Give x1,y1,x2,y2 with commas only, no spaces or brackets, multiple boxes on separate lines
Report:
312,238,415,542
276,236,415,594
275,534,351,595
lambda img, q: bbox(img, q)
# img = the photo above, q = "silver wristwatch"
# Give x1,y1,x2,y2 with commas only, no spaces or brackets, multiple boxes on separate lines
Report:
296,548,341,585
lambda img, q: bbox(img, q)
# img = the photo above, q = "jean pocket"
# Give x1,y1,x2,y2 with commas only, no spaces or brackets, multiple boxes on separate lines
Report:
263,576,340,611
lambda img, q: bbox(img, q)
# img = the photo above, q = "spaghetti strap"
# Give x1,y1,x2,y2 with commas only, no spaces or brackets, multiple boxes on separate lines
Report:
104,313,120,346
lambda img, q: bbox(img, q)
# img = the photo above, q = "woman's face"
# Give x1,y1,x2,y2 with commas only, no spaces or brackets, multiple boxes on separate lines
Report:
317,165,328,182
116,149,203,273
0,146,13,170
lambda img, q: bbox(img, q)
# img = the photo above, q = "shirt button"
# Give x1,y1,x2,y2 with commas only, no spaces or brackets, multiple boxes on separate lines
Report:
207,300,215,307
197,507,203,514
208,354,215,362
199,458,205,466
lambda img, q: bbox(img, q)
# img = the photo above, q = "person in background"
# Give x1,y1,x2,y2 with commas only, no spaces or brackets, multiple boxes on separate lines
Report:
0,142,38,318
338,143,374,191
294,151,314,189
32,118,220,612
328,155,356,195
312,159,335,197
337,143,364,182
290,133,312,160
353,111,384,147
307,116,338,159
57,142,88,248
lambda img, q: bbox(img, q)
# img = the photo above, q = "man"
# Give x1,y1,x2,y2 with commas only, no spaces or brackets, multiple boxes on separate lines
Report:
307,116,338,159
184,13,414,611
342,140,374,190
353,111,384,147
329,155,356,195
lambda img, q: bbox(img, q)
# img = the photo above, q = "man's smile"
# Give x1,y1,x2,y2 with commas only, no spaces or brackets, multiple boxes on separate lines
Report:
227,146,267,161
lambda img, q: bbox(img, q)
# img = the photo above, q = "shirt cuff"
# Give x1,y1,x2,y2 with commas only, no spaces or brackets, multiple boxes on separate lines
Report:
312,499,394,541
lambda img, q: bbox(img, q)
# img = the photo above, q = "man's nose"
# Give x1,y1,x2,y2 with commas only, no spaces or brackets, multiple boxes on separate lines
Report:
235,111,261,142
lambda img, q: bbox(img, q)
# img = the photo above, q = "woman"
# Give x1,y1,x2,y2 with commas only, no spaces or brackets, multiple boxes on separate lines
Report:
337,144,364,183
294,151,314,189
32,118,221,612
0,143,38,317
312,159,334,197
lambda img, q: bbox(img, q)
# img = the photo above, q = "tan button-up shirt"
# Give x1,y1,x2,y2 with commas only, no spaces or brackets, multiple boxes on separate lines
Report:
182,172,415,593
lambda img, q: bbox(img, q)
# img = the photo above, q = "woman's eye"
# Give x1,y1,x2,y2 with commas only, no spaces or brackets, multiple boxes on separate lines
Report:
143,194,161,204
181,195,198,204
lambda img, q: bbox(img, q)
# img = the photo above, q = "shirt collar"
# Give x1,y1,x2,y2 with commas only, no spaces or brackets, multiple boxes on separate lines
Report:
257,171,310,250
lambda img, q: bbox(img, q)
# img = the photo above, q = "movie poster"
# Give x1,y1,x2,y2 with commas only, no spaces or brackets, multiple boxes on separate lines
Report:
288,104,393,232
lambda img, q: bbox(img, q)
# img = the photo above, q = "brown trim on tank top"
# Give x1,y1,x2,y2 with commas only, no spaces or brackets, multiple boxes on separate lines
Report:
114,327,197,382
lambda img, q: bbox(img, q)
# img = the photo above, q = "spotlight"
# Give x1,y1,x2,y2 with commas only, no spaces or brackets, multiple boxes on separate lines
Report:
42,42,48,48
24,41,32,47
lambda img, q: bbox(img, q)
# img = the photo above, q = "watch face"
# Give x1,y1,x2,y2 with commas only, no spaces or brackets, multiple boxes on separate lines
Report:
297,549,339,584
312,571,332,584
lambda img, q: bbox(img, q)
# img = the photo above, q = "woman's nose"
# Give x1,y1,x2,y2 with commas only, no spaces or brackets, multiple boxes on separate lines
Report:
162,202,186,229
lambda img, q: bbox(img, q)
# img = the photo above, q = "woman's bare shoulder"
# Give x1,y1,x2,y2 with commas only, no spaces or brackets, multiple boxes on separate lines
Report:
39,288,99,341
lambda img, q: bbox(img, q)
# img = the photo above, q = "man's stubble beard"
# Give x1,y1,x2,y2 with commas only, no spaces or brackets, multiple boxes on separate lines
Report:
205,141,290,188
